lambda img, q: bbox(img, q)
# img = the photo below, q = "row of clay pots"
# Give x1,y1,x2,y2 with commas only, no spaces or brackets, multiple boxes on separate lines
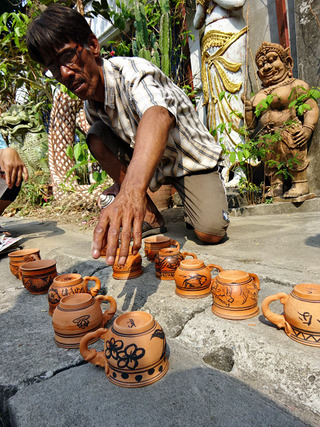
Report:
8,248,170,388
8,248,58,294
143,236,320,347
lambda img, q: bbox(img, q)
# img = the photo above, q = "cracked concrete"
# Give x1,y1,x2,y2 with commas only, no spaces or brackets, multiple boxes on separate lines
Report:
0,202,320,426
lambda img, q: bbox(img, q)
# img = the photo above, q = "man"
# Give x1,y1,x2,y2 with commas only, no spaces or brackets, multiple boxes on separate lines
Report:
26,5,229,266
0,133,28,235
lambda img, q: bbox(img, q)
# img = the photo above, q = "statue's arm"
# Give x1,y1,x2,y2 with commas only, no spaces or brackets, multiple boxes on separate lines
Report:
213,0,246,11
194,2,207,30
241,94,258,130
291,81,319,146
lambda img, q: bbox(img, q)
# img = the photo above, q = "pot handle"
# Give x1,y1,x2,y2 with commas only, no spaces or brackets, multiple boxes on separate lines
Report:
170,239,180,251
261,293,290,330
207,263,224,274
249,273,260,290
181,251,197,260
96,295,117,326
79,327,109,373
83,276,101,297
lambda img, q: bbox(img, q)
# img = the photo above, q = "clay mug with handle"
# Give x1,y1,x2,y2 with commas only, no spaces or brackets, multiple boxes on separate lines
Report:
262,283,320,347
174,259,223,298
155,247,197,280
52,293,117,349
144,235,180,261
8,248,41,279
48,273,101,316
80,311,169,388
211,269,260,320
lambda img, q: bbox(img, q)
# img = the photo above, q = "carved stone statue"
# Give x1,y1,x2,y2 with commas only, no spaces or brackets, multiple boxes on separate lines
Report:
242,42,319,199
194,0,247,187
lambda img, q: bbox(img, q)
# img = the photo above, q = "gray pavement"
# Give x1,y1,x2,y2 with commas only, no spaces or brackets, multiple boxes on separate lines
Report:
0,203,320,426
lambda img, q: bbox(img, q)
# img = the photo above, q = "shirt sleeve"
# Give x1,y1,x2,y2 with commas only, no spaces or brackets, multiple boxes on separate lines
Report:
127,60,178,120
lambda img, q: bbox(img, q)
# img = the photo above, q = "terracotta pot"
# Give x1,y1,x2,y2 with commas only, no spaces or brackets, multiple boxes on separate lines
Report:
262,283,320,347
112,247,143,280
144,235,180,261
155,248,197,281
48,273,101,316
211,269,260,320
80,311,168,388
20,259,57,295
52,293,117,349
174,260,221,298
8,248,41,279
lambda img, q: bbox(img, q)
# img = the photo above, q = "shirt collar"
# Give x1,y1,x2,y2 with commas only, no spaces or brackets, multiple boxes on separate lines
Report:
87,58,116,111
102,58,116,110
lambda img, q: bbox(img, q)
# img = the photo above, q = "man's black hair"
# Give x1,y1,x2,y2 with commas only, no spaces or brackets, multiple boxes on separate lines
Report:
26,5,93,64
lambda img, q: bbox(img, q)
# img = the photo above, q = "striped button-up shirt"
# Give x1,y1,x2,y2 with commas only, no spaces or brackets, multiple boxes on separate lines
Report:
84,57,223,191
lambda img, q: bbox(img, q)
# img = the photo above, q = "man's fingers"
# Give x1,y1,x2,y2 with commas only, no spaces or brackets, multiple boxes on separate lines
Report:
23,166,29,181
117,221,133,265
92,212,109,259
131,217,143,256
15,168,23,187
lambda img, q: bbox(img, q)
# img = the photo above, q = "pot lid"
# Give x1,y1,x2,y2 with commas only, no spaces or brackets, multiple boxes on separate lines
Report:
217,270,250,284
144,235,170,243
113,311,155,334
19,259,56,271
8,248,40,258
292,283,320,301
158,247,179,256
179,259,205,269
53,273,82,285
59,293,93,310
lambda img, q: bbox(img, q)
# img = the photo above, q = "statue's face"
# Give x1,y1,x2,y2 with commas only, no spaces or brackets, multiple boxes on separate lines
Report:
257,51,290,87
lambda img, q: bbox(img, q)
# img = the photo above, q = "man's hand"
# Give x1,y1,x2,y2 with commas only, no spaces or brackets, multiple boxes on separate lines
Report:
292,126,312,148
0,148,28,188
92,188,147,266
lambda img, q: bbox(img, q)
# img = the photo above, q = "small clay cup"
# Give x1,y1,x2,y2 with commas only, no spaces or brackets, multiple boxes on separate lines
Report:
211,269,260,320
112,247,143,280
155,248,197,280
262,283,320,347
144,235,180,261
48,273,102,316
52,293,117,349
8,248,41,279
20,259,57,295
80,311,168,388
174,259,221,298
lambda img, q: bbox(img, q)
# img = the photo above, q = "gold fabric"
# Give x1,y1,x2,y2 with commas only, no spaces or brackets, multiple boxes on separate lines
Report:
201,27,247,105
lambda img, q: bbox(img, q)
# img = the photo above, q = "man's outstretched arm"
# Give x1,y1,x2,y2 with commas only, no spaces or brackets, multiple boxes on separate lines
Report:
92,106,176,265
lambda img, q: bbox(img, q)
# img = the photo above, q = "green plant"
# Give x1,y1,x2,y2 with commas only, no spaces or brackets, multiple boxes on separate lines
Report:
0,5,53,113
219,86,320,204
65,138,109,193
13,170,53,212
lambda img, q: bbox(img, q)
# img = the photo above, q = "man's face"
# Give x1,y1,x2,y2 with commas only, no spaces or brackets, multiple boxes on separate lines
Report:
43,37,103,101
257,51,290,87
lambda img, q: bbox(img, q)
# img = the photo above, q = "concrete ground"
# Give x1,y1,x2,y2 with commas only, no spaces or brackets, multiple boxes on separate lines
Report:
0,199,319,427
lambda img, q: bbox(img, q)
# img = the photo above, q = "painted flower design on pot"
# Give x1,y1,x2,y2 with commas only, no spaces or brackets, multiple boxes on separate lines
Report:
73,315,90,329
105,337,124,359
106,339,146,369
117,344,145,369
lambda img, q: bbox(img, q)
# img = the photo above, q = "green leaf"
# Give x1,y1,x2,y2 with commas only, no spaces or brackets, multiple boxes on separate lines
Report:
73,143,83,161
229,152,236,164
218,91,225,101
66,145,73,159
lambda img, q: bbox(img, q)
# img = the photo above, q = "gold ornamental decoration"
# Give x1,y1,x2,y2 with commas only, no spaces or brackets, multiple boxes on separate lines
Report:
201,27,248,106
